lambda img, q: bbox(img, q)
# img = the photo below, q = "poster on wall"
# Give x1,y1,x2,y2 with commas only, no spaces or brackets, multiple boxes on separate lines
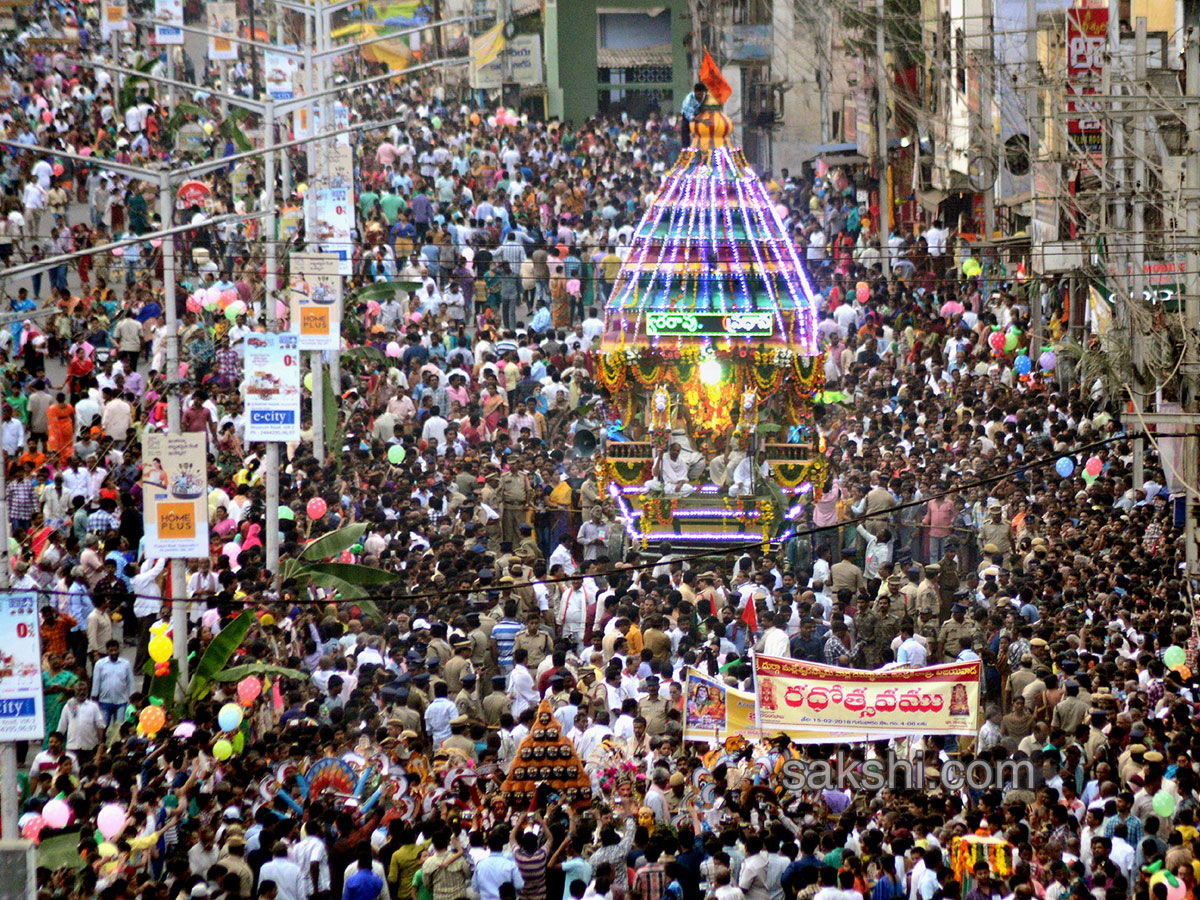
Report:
288,252,343,351
244,333,301,441
207,1,238,60
0,590,44,741
142,433,210,558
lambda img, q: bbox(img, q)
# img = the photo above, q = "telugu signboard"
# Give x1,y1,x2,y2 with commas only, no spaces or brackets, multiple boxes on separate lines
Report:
0,591,44,741
142,433,210,558
754,655,982,737
645,311,775,337
1066,7,1108,155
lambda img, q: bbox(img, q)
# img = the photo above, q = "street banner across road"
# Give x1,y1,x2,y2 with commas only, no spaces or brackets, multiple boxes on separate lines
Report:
754,656,982,736
244,332,301,441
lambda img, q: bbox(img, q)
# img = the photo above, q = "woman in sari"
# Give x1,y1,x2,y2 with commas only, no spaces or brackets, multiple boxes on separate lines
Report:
546,471,574,550
41,652,78,747
480,375,508,435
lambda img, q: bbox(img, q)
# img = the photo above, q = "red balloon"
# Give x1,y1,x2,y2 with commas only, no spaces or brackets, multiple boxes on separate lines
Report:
41,110,52,124
988,331,1005,352
52,163,64,177
339,549,353,563
306,497,327,519
1085,456,1103,476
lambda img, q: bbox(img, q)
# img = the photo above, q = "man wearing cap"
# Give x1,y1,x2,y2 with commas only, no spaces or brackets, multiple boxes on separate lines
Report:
638,676,671,736
499,463,531,545
442,715,477,759
937,603,976,663
915,564,941,621
444,640,475,694
482,675,512,726
455,673,484,726
979,501,1013,558
513,612,553,671
517,522,542,563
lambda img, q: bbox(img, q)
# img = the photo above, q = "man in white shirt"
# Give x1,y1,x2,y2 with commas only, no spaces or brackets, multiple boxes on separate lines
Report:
259,842,307,900
755,612,790,658
896,623,928,667
506,648,539,718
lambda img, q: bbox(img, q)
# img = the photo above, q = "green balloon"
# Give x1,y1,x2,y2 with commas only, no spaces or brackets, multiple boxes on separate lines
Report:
1153,790,1177,819
350,543,364,553
279,505,294,521
1164,645,1186,669
387,445,406,465
1004,331,1019,352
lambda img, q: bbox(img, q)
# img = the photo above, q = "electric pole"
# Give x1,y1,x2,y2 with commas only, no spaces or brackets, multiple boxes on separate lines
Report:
981,0,995,242
1026,0,1042,351
1132,17,1147,490
874,0,890,277
1185,29,1200,575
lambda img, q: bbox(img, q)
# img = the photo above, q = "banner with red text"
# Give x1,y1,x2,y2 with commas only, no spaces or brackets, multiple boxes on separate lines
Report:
754,656,982,736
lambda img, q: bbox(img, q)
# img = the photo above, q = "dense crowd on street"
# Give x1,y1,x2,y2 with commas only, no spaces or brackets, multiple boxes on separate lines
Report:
1,5,1196,900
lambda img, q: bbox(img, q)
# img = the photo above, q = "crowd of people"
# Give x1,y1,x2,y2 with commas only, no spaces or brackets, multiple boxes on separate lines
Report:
0,6,1196,900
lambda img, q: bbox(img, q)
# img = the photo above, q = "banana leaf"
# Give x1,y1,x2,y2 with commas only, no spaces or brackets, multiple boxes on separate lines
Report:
301,523,368,562
185,611,254,706
342,346,387,367
217,116,251,153
142,657,180,711
213,663,309,683
165,101,211,134
351,280,422,303
302,562,399,585
306,572,370,600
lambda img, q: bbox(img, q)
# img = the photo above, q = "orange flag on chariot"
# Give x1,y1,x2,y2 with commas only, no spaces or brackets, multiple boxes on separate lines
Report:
700,48,732,105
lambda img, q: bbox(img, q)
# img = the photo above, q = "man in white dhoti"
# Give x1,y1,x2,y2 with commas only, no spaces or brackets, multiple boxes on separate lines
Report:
729,449,769,496
646,442,695,496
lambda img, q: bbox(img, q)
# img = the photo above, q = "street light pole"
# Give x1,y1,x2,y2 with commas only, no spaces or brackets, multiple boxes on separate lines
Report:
264,98,281,584
159,171,188,687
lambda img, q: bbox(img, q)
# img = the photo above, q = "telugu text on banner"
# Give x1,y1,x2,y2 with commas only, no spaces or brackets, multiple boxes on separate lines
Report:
754,655,982,737
142,433,210,558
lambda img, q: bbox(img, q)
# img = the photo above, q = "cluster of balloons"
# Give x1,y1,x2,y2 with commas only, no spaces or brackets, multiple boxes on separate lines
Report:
148,622,173,676
491,106,520,129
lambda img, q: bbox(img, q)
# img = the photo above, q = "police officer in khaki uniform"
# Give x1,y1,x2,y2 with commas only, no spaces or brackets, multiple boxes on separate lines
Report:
637,675,671,736
513,613,553,671
482,674,512,726
468,612,496,697
444,640,475,694
499,464,531,545
916,564,941,621
517,523,542,562
456,672,485,726
937,602,976,662
442,715,477,760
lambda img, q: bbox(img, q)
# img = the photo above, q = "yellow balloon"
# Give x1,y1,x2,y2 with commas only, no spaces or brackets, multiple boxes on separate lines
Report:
148,635,173,664
260,613,276,626
149,621,169,637
203,122,214,135
97,842,118,859
213,739,233,760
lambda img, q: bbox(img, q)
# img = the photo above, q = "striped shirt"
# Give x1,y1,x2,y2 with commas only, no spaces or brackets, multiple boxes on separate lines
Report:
514,845,549,900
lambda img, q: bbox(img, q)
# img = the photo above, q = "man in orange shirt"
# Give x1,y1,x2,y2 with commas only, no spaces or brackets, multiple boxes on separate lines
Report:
40,606,76,658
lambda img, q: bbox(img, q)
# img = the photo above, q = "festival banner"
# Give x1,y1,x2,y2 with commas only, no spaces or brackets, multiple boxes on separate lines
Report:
142,433,209,558
100,0,128,39
244,333,301,442
0,590,44,741
207,1,238,60
754,655,982,737
152,0,182,44
288,252,343,351
684,667,897,744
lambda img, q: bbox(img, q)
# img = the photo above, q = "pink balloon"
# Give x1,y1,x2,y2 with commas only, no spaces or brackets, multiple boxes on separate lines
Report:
111,246,124,257
186,297,202,313
79,146,92,157
1085,456,1103,477
367,300,381,315
306,497,327,519
42,799,70,829
150,237,162,248
41,110,52,124
205,286,221,303
237,676,262,704
339,549,353,563
35,97,46,109
178,362,189,379
97,804,126,841
21,815,43,842
385,341,401,358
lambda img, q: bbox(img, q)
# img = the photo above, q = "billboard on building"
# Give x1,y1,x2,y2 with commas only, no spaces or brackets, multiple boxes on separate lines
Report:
1066,7,1108,154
